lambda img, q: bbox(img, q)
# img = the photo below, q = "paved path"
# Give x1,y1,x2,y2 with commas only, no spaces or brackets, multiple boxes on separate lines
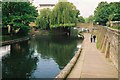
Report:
67,33,118,78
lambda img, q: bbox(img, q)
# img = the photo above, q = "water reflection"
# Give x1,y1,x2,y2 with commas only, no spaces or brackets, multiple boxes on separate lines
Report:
31,36,80,69
0,45,10,60
2,35,83,78
2,41,38,78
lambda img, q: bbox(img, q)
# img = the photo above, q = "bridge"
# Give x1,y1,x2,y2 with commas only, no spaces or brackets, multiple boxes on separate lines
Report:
56,25,119,79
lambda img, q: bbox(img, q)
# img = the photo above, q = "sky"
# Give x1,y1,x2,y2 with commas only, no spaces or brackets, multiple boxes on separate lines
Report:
32,0,119,18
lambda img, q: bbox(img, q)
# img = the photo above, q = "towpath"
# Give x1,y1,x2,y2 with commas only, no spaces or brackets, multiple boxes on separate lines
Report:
67,33,118,79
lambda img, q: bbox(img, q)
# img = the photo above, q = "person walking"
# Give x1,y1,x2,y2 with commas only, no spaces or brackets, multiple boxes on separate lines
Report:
87,29,89,33
93,35,96,42
90,35,93,43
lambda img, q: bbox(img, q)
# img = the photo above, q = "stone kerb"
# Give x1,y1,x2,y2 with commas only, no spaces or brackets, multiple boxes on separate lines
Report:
55,47,82,79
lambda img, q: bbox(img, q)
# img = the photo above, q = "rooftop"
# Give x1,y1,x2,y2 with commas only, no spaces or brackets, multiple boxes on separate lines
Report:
39,4,55,6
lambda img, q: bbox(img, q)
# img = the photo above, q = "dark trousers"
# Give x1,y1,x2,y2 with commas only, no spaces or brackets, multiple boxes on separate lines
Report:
93,38,96,42
91,38,92,42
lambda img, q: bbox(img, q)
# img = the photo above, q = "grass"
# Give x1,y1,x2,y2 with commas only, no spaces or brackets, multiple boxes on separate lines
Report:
96,39,100,49
110,26,120,30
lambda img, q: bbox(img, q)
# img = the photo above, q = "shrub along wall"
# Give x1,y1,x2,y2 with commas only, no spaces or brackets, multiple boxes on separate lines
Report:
94,25,120,70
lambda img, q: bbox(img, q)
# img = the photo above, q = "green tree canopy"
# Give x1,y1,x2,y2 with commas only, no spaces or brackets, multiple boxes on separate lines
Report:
94,2,120,26
36,8,51,29
50,2,80,28
78,16,85,23
85,15,94,23
59,0,68,2
2,2,38,35
94,2,110,25
108,2,120,21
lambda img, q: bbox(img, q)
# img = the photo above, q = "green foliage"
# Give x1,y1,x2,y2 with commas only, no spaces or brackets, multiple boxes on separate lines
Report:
36,2,80,29
50,2,80,28
111,26,120,30
3,0,29,2
50,23,75,28
94,2,120,26
108,2,120,21
36,8,51,29
85,15,94,23
0,2,1,29
59,0,68,2
94,2,110,25
2,2,38,35
108,14,120,21
18,26,30,35
96,40,100,49
78,16,85,23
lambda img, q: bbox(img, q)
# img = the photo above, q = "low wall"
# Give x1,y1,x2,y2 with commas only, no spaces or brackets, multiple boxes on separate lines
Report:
55,48,82,79
94,25,120,70
108,21,120,27
1,37,30,46
77,23,93,28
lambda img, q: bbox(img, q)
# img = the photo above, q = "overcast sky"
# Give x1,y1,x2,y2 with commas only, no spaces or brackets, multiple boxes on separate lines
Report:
32,0,119,18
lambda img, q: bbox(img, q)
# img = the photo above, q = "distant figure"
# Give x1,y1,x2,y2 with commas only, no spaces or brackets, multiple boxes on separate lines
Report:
90,35,93,43
88,29,90,33
93,35,96,42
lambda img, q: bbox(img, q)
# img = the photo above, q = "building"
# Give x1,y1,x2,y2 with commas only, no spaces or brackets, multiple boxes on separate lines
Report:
37,0,68,14
39,4,55,10
37,4,55,14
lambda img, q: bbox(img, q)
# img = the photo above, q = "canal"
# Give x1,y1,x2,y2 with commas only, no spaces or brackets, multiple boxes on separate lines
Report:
1,34,83,78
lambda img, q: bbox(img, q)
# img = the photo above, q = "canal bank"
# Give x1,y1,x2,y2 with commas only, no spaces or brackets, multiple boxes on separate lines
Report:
1,37,30,46
55,47,82,78
67,33,118,79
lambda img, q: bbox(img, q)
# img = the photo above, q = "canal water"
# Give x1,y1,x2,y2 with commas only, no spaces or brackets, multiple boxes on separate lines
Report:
1,35,83,78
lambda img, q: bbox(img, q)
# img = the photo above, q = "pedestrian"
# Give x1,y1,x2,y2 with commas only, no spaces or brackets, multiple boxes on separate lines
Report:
90,35,93,43
88,29,89,33
93,35,96,42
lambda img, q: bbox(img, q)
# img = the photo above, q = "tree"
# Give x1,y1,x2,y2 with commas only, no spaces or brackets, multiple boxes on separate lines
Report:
59,0,68,2
36,8,51,30
85,15,94,23
94,2,110,25
2,2,38,35
94,2,120,26
78,16,85,23
108,2,120,21
0,2,1,28
50,2,80,28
